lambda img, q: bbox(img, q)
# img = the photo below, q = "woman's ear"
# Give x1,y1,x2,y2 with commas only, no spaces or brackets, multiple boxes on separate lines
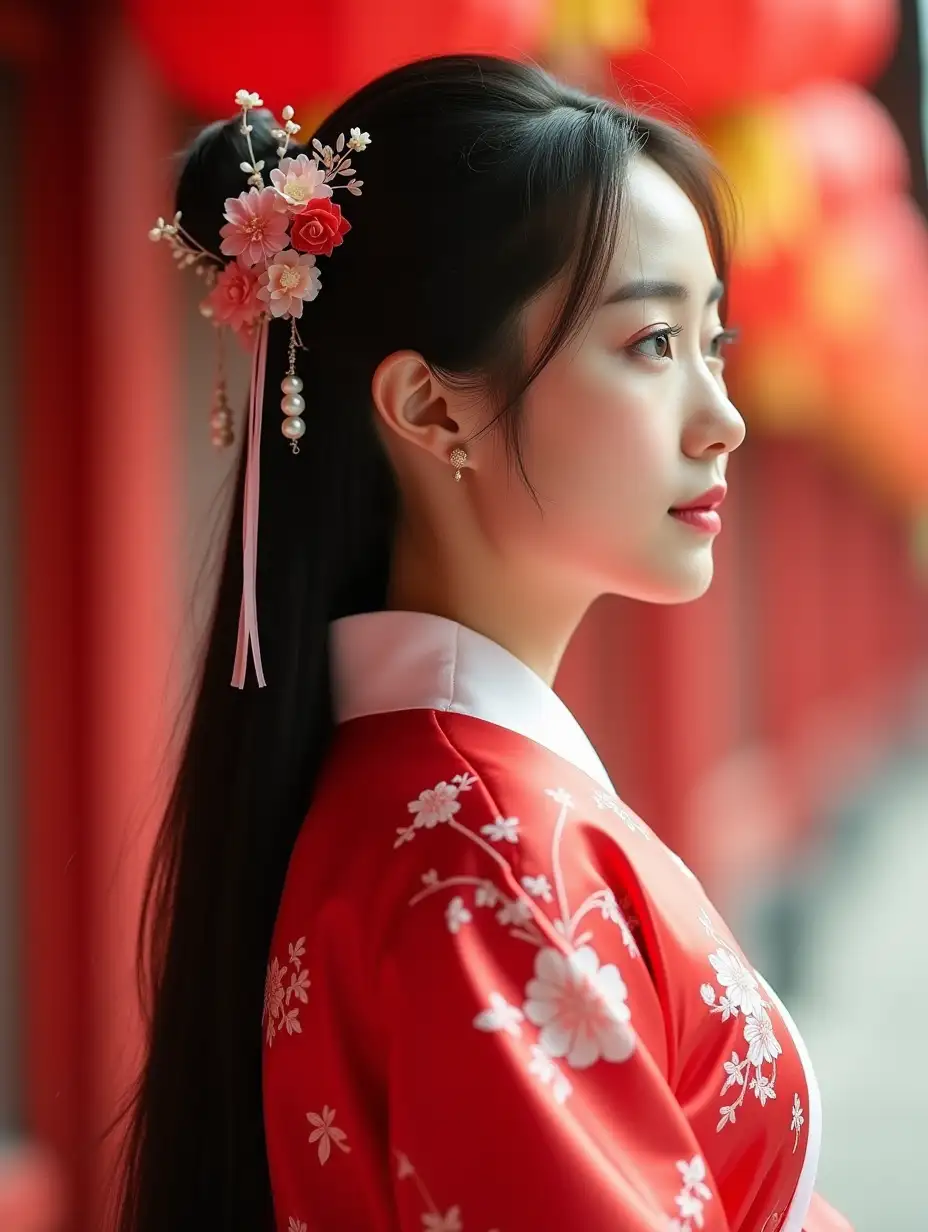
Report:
371,350,475,466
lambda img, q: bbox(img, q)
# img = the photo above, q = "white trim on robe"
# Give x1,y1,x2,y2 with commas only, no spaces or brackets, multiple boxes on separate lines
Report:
330,608,821,1227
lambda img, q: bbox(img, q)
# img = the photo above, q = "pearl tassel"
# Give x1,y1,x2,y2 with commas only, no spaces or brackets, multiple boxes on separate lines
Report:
281,319,305,452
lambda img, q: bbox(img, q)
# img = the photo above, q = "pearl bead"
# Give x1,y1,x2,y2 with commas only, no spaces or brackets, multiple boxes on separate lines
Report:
281,393,306,417
211,408,231,428
282,416,306,441
281,374,303,396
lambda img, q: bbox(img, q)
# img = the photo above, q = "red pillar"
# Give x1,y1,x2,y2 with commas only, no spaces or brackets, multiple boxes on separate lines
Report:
20,6,180,1228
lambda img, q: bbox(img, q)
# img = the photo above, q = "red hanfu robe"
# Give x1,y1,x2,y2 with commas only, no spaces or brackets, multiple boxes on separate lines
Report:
263,612,851,1232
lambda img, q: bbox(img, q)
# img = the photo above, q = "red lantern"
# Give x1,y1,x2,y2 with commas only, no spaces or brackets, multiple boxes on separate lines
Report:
611,0,898,119
128,0,550,118
783,82,909,212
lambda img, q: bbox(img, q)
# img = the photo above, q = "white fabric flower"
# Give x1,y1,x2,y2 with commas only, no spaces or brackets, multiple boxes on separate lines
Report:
523,946,635,1069
235,89,263,109
708,948,764,1018
474,992,524,1037
521,873,553,901
408,781,463,828
744,1010,782,1067
270,152,333,210
480,816,520,843
348,126,371,151
445,895,472,934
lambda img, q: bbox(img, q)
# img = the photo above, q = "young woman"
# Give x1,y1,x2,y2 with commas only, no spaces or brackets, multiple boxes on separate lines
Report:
115,55,852,1232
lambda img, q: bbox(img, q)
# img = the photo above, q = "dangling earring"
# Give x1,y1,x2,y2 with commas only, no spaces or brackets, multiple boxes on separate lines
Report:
450,448,468,482
280,319,306,454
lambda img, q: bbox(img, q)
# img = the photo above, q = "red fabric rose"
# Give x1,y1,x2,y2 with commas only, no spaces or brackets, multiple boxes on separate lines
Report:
289,199,352,257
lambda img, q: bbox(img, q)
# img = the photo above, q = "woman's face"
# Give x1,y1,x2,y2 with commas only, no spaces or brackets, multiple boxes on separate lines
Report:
473,154,746,608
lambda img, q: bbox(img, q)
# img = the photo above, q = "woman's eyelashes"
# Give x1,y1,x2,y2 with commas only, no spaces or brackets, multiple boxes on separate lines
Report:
626,324,740,364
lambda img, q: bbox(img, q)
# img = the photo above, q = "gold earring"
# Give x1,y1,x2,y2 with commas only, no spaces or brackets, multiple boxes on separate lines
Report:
450,448,468,482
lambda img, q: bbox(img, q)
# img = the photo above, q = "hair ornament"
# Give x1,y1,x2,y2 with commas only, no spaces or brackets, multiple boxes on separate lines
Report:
150,90,372,688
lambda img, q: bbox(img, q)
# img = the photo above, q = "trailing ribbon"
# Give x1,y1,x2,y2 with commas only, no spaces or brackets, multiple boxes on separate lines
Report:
232,318,269,688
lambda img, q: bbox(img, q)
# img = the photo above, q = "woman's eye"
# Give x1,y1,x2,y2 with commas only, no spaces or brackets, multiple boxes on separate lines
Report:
630,325,682,361
707,328,740,361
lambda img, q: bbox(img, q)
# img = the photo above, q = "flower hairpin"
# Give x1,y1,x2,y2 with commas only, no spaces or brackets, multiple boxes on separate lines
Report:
150,91,372,689
150,89,371,451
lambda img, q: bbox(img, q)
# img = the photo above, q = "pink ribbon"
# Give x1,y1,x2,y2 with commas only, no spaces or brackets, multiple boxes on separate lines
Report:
231,319,270,688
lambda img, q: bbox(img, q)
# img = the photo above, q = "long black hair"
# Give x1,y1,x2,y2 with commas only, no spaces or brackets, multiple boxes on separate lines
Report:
112,54,731,1230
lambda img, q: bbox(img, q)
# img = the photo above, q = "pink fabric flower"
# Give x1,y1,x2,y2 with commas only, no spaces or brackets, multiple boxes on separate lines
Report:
220,187,290,267
204,262,263,334
270,154,333,211
257,250,321,318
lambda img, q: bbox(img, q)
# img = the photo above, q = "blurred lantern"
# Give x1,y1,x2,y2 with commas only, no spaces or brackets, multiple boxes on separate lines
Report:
128,0,551,118
611,0,898,118
783,82,909,212
548,0,645,49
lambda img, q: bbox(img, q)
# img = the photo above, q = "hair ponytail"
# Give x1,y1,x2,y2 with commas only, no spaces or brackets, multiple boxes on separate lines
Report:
112,55,729,1229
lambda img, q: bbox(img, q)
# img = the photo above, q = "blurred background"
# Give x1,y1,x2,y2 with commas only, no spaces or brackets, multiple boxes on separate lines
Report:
1,0,926,1228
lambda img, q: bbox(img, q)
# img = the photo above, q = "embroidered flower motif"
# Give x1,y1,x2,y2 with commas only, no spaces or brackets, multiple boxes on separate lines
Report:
290,198,352,256
306,1106,351,1165
263,936,309,1046
257,250,321,318
528,1044,573,1104
521,873,553,901
791,1094,805,1152
523,945,635,1069
407,776,474,830
474,880,501,908
396,1152,416,1179
348,126,372,152
219,187,290,267
422,1209,462,1232
721,1051,747,1093
270,152,333,210
592,789,650,836
744,1009,782,1067
288,1220,307,1232
670,1155,712,1231
474,991,524,1037
495,898,533,927
708,948,765,1018
203,261,263,334
750,1074,777,1106
717,1104,737,1131
480,816,520,843
445,895,472,934
421,868,439,888
545,787,574,809
700,983,717,1006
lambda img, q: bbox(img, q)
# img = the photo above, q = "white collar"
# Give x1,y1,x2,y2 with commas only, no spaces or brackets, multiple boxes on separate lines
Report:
329,610,614,794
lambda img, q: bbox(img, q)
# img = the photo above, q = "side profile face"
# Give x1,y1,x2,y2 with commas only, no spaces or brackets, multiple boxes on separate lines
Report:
471,154,747,608
373,154,747,647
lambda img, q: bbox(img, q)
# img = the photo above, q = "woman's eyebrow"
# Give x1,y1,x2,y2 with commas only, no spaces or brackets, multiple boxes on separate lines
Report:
600,277,725,307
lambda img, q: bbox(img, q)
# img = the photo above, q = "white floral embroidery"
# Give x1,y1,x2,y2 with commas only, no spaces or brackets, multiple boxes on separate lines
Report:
668,1155,713,1231
421,868,440,888
750,1074,777,1106
708,949,765,1018
495,898,534,927
480,815,520,843
395,1153,496,1231
395,774,476,847
592,789,650,837
701,918,782,1133
791,1094,805,1152
528,1044,573,1104
523,945,635,1069
474,991,524,1037
545,786,574,808
445,896,472,934
288,1220,307,1232
263,936,308,1046
475,880,501,908
306,1105,351,1165
521,873,554,901
396,1151,416,1179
